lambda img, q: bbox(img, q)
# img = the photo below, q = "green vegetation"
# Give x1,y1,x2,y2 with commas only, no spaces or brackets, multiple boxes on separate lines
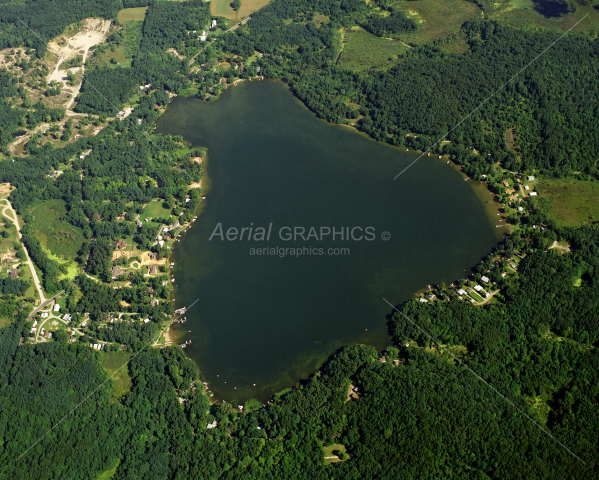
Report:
102,350,133,400
117,7,148,24
537,177,599,226
340,28,410,72
28,199,85,262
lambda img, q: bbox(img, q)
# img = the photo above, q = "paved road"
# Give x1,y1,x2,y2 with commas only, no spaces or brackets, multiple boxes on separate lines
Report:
2,200,46,304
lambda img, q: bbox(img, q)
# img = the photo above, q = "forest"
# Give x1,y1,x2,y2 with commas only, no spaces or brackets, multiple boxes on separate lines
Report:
0,0,598,477
0,223,597,478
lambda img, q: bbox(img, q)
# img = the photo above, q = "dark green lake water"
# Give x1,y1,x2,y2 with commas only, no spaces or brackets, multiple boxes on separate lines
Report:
155,80,500,404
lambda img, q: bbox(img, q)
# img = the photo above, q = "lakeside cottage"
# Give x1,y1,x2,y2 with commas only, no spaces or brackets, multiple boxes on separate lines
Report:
481,276,489,283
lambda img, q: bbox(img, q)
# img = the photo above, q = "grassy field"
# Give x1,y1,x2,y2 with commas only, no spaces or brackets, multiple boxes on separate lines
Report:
117,7,148,23
140,199,173,222
98,45,131,68
340,27,410,72
394,0,481,45
28,199,85,262
102,351,134,400
211,0,272,20
536,177,599,227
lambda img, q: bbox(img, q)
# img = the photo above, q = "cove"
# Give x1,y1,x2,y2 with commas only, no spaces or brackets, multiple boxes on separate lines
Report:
155,80,502,404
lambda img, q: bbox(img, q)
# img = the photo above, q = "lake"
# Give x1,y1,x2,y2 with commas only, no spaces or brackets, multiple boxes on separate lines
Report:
154,80,504,404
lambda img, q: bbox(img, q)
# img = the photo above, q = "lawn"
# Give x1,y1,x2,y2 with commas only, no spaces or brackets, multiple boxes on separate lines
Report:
536,177,599,226
102,350,134,400
340,27,410,72
117,7,148,23
28,199,85,262
140,199,173,222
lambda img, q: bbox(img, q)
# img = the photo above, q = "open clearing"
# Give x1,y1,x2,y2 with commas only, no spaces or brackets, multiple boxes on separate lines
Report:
117,7,148,23
102,351,134,400
46,18,112,109
536,177,599,227
28,199,85,262
395,0,480,45
323,443,347,464
340,27,410,72
211,0,272,20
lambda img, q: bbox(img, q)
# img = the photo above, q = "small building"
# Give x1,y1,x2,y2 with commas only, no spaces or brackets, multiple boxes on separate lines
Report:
379,356,386,363
518,206,524,212
111,266,122,279
53,303,60,312
150,299,159,307
529,192,538,196
43,331,51,338
9,267,17,279
527,176,535,181
524,185,530,190
466,287,473,294
211,19,217,28
424,294,436,301
503,180,510,187
457,289,467,296
116,239,127,250
481,276,489,283
135,219,143,228
474,285,483,292
172,220,180,228
149,265,157,275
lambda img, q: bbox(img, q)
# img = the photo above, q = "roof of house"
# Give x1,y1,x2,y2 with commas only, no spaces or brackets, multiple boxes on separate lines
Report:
481,276,489,283
9,268,17,279
149,265,157,274
111,266,121,278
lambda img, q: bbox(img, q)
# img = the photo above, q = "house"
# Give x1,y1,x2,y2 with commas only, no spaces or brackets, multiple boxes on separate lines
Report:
503,180,510,187
466,287,473,294
379,356,386,363
524,185,530,190
43,331,51,338
527,176,535,181
111,266,122,279
207,420,218,429
4,258,12,265
9,267,17,279
457,289,467,296
424,293,436,301
211,19,217,28
116,239,127,250
172,219,180,228
135,219,143,227
529,192,538,196
148,252,158,260
481,276,489,283
53,303,60,312
151,299,159,307
419,297,427,302
518,206,524,211
149,265,157,275
474,285,483,292
505,189,516,194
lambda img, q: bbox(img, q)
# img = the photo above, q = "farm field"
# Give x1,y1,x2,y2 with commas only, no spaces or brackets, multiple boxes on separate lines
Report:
211,0,272,20
339,27,410,72
536,177,599,227
28,199,85,262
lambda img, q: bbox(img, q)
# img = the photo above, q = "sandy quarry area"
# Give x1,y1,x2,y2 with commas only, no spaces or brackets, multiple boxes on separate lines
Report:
46,18,112,109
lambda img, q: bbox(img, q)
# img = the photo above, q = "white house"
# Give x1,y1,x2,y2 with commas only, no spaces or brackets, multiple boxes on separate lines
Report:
527,176,535,181
481,276,489,283
53,304,60,312
529,192,538,196
211,20,217,28
474,285,483,292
